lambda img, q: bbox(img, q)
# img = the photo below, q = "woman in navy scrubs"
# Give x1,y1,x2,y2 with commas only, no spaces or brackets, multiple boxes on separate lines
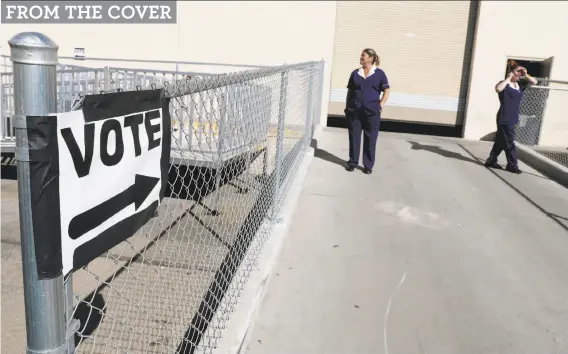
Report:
485,60,537,174
344,48,390,174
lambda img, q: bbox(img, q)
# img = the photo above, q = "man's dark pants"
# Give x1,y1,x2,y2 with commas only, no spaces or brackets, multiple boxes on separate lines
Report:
347,108,381,170
488,123,518,168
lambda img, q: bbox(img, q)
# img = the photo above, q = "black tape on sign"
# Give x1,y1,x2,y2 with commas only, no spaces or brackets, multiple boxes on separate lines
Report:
82,89,163,122
26,115,63,279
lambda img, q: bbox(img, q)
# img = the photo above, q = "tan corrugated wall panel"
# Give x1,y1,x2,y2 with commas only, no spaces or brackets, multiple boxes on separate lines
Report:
329,1,477,125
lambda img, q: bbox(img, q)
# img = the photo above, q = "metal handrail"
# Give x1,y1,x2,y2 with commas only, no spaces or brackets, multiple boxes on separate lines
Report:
1,54,269,69
107,66,219,77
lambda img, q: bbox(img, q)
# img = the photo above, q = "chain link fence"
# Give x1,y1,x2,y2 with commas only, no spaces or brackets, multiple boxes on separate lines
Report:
5,35,324,353
69,62,323,354
516,80,568,168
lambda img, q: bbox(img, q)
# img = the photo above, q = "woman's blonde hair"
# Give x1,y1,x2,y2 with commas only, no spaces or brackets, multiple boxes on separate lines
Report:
506,59,521,74
363,48,380,66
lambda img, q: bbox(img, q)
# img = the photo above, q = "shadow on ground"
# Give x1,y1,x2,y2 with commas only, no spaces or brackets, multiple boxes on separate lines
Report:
310,138,346,167
408,140,483,166
407,140,551,182
61,140,310,354
67,148,278,352
176,141,304,354
1,154,17,180
327,115,464,138
459,144,568,233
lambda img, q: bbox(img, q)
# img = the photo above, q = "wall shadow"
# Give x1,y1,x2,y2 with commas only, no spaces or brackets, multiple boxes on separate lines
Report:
327,115,463,138
480,132,496,142
408,140,483,166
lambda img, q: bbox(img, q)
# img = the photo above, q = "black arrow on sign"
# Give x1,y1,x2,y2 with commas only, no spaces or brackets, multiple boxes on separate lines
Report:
68,174,159,240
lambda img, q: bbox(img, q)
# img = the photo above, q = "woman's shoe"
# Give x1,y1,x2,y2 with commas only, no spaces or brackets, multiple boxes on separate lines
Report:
505,165,522,174
484,160,503,169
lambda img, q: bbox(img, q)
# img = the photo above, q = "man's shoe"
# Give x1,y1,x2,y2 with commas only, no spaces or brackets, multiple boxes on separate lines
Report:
363,168,372,175
484,160,503,169
345,164,355,172
506,165,522,174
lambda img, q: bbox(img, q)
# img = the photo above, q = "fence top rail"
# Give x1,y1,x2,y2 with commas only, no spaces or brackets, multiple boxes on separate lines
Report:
2,67,101,75
57,68,105,74
531,85,568,91
164,60,321,97
539,79,568,85
1,67,216,78
57,56,271,69
107,66,220,77
1,54,271,70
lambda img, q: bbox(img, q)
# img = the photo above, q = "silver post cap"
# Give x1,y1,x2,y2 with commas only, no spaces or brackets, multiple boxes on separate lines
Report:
8,32,58,65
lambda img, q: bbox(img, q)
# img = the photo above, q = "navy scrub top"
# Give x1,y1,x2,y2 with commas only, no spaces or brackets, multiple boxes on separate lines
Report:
497,83,526,125
346,67,390,114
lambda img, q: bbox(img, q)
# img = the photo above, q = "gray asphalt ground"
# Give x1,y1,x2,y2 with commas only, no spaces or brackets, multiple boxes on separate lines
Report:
244,127,568,354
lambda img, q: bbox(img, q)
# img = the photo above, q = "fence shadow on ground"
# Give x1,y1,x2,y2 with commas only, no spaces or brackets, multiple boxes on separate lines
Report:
310,138,348,169
1,153,17,180
72,149,273,351
176,140,304,354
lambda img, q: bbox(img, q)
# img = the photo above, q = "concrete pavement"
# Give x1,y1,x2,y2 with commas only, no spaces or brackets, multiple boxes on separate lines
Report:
244,127,568,354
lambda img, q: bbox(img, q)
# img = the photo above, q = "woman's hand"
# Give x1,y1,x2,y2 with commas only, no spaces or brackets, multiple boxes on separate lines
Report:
520,67,538,85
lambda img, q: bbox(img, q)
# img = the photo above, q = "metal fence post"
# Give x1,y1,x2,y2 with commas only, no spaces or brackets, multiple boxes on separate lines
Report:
213,87,226,216
9,32,69,354
314,60,325,135
103,65,111,91
272,71,288,219
304,67,315,148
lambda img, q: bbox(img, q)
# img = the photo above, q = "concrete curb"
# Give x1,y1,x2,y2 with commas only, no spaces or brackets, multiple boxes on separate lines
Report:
516,143,568,187
210,126,322,354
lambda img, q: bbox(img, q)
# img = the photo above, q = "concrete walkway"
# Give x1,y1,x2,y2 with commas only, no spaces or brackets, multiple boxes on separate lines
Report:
244,127,568,354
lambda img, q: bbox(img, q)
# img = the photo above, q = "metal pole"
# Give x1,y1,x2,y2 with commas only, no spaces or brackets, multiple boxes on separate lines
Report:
304,67,315,148
9,32,69,354
103,66,111,92
272,71,288,219
314,60,325,134
212,87,226,216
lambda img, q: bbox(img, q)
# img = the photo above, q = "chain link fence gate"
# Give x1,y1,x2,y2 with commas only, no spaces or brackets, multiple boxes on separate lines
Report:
516,80,568,168
9,32,324,354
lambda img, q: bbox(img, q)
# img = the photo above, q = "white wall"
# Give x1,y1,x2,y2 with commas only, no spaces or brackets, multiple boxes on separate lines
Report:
0,1,337,126
463,0,568,143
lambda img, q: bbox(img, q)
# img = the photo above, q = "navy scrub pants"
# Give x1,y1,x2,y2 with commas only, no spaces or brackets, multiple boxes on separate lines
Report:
488,123,518,168
347,109,381,170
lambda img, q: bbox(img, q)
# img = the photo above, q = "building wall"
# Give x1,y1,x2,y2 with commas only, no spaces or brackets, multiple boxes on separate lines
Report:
0,1,337,126
463,0,568,144
328,1,477,127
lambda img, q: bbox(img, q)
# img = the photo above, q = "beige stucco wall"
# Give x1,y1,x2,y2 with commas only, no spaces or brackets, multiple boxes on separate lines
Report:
0,1,337,126
463,0,568,145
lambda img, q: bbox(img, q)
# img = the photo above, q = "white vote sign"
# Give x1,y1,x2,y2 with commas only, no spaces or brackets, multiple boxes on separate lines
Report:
57,107,164,275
